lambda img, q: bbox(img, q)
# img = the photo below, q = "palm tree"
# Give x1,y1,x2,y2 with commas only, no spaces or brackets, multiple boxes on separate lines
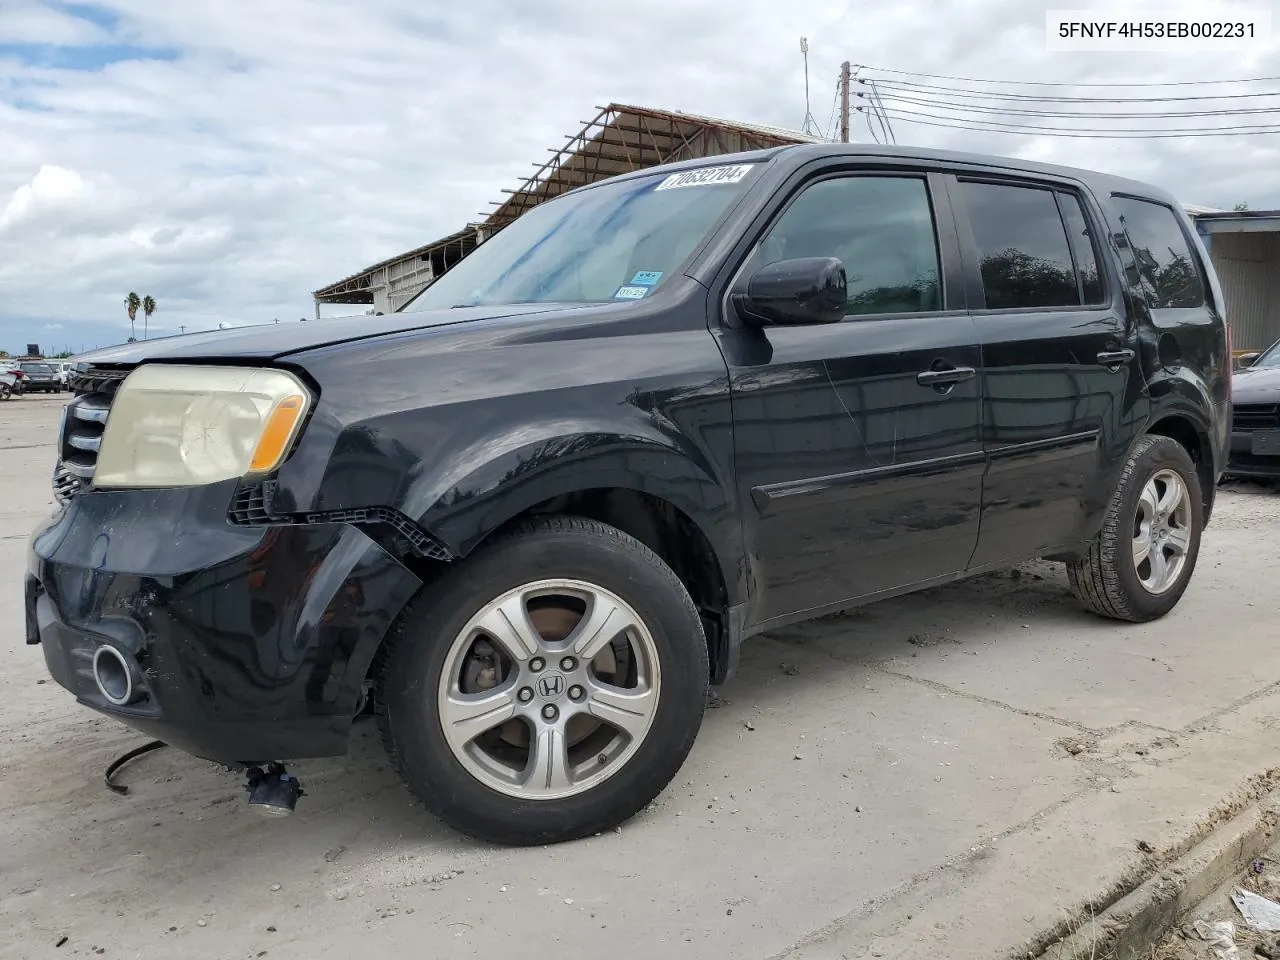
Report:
142,295,156,339
124,292,140,342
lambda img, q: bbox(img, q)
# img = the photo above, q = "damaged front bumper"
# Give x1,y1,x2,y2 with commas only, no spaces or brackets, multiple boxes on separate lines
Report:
26,480,422,766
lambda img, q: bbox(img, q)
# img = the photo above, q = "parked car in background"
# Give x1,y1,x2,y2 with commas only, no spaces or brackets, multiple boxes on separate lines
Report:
27,145,1229,846
17,361,61,394
0,363,18,400
1229,337,1280,479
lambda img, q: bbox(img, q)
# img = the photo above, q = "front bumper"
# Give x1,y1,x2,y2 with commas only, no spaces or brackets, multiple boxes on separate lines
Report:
27,481,422,765
1227,431,1280,479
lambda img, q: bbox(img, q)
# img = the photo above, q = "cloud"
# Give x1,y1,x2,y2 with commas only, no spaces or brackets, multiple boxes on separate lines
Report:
0,163,86,228
0,0,1277,351
43,322,64,331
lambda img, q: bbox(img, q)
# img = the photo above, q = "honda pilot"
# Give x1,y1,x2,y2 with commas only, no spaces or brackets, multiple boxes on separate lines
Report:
27,144,1230,845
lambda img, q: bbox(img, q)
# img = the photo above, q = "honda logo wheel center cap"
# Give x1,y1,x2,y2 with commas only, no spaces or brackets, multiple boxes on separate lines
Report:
537,674,567,700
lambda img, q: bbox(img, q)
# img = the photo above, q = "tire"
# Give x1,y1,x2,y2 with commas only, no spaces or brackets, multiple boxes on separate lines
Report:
1067,434,1203,622
0,384,9,400
375,515,709,845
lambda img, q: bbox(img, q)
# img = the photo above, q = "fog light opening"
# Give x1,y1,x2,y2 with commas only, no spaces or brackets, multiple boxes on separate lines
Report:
245,763,305,817
92,644,136,706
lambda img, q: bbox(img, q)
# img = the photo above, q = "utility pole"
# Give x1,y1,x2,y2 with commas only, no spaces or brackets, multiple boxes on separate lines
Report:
839,61,851,143
800,38,813,136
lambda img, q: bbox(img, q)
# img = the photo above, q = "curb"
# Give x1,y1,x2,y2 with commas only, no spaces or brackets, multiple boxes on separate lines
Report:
1037,784,1280,960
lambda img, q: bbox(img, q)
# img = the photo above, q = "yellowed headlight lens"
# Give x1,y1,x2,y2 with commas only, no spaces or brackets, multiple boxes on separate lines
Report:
95,365,312,488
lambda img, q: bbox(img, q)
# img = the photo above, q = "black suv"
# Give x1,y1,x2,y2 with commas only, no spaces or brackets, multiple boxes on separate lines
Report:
26,145,1229,845
18,361,61,393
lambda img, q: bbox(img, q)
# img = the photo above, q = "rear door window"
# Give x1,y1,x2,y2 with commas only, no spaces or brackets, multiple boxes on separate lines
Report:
1113,197,1206,309
959,181,1082,310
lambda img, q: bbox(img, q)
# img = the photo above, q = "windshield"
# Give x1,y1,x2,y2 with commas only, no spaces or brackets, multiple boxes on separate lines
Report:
403,162,760,311
22,363,52,374
1254,339,1280,368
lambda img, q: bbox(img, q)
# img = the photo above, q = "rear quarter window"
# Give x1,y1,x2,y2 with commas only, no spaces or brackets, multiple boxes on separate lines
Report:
1113,197,1206,309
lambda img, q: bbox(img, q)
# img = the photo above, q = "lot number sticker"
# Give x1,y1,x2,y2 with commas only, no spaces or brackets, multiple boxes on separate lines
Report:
654,164,753,191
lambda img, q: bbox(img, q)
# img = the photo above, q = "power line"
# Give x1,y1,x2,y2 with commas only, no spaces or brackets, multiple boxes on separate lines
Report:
863,80,896,143
854,64,1280,87
876,107,1280,138
865,77,1280,103
820,79,841,140
877,103,1280,134
874,89,1280,119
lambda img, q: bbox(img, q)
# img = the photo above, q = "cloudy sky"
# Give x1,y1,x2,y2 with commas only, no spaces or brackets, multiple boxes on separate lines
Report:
0,0,1277,354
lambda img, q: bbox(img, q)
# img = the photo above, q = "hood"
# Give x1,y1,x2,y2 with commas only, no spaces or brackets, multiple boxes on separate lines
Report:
73,305,570,366
1233,364,1280,404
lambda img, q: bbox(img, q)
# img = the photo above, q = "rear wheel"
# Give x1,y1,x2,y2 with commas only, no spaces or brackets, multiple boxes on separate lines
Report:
0,383,9,400
376,516,709,845
1068,434,1202,622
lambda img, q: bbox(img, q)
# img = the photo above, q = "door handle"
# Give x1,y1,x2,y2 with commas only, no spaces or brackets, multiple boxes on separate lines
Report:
1097,349,1136,369
916,365,976,388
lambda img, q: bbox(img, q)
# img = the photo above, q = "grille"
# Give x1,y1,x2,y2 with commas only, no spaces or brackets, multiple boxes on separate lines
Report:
228,480,453,561
1232,404,1280,433
52,465,83,505
54,365,131,499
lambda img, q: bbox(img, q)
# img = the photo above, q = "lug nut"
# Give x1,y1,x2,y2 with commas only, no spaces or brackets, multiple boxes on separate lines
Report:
569,685,585,703
541,704,559,722
560,656,577,671
529,657,545,673
518,687,534,704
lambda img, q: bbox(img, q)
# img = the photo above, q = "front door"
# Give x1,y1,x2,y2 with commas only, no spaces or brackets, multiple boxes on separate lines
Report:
715,169,984,628
948,176,1143,566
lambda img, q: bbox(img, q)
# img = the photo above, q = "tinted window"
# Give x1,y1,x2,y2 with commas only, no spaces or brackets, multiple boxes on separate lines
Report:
961,181,1079,309
1114,197,1205,309
759,176,941,316
1059,194,1105,304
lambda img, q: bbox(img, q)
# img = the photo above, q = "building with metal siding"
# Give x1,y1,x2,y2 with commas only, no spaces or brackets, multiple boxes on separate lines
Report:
1192,211,1280,353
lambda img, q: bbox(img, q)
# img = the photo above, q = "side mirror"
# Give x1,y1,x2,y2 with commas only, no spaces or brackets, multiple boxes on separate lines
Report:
733,257,846,327
1236,352,1261,370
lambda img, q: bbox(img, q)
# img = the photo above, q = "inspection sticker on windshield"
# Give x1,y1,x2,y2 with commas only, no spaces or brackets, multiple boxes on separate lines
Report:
613,285,650,300
631,271,662,286
653,164,753,191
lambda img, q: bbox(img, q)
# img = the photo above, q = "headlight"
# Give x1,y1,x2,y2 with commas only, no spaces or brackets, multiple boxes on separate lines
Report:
95,365,312,488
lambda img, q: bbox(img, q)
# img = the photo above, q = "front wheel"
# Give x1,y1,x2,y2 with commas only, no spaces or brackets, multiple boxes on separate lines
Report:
376,515,709,845
0,384,9,400
1068,434,1203,622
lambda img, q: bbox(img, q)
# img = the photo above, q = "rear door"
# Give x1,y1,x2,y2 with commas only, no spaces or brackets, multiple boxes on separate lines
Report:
948,175,1144,567
715,166,985,627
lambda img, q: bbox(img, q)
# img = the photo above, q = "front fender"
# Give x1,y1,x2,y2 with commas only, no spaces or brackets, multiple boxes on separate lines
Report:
276,317,743,603
415,420,737,564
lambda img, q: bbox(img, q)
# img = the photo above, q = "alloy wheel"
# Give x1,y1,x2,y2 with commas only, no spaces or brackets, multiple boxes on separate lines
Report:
436,579,661,801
